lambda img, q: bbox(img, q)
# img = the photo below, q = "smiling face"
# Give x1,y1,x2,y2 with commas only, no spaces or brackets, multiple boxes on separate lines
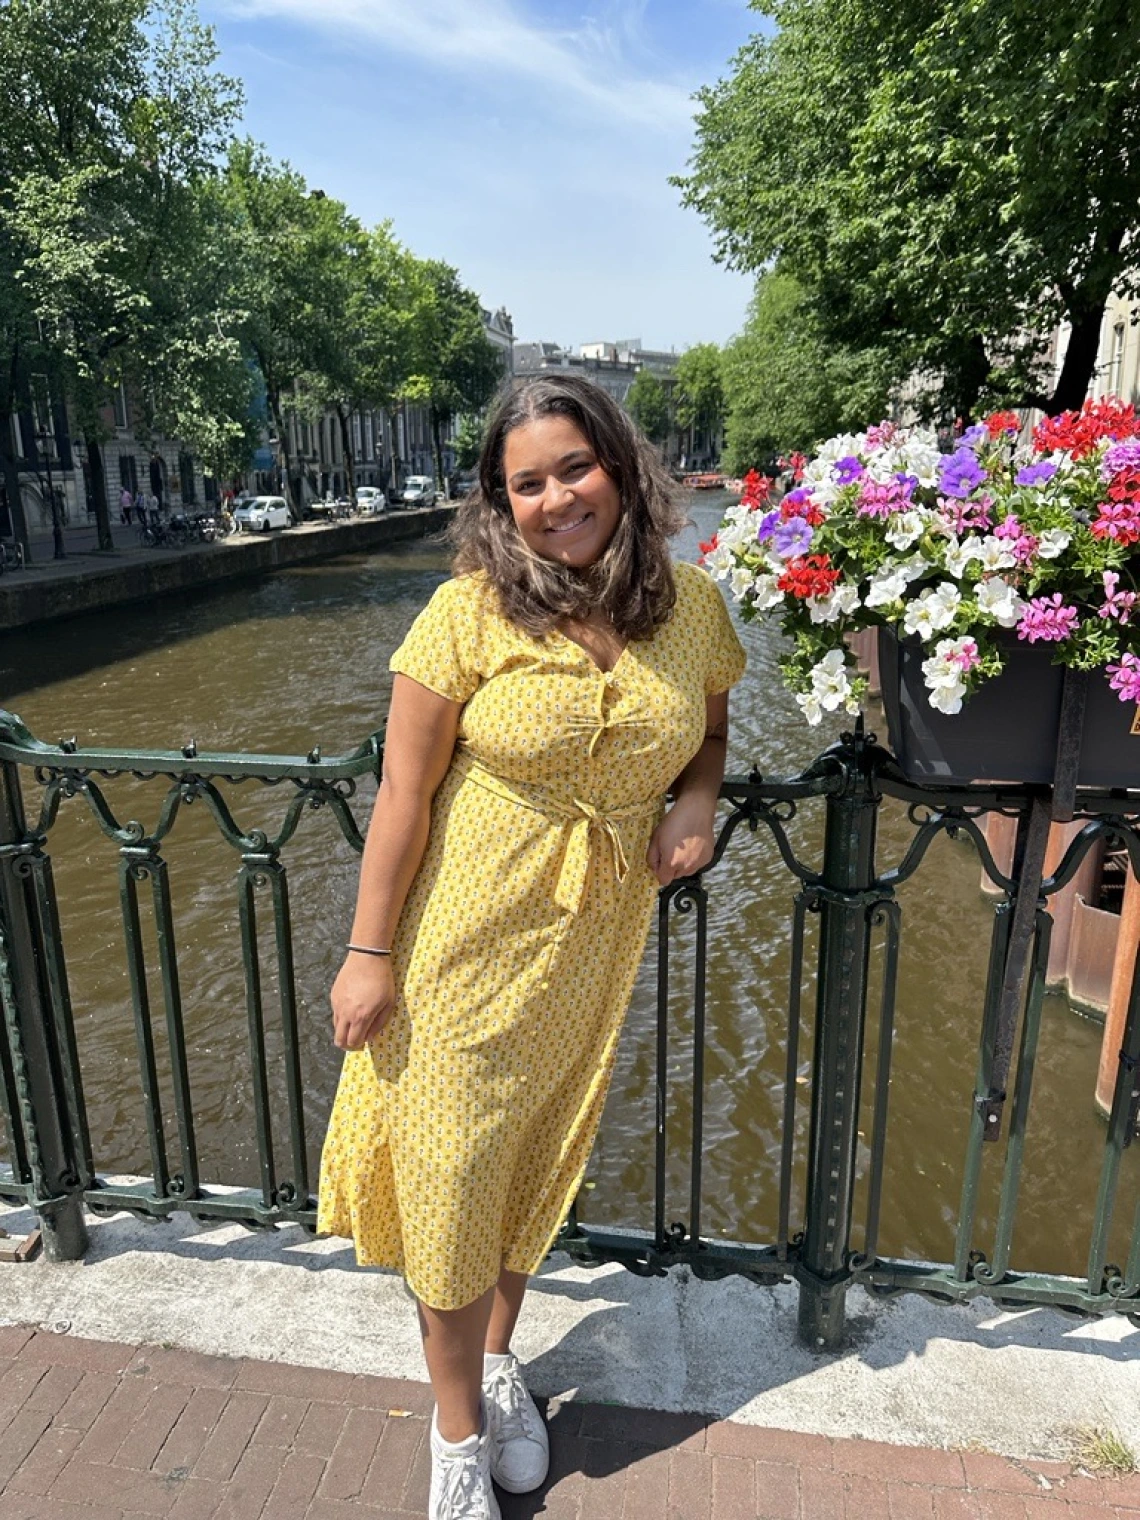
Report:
503,414,623,569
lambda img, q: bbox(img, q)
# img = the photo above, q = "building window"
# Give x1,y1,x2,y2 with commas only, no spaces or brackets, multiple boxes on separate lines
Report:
119,454,138,496
113,381,129,431
1112,324,1126,397
352,413,363,456
179,451,196,504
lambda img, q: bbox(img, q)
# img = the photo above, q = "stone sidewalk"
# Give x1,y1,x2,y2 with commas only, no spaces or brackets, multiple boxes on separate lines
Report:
1,1328,1138,1520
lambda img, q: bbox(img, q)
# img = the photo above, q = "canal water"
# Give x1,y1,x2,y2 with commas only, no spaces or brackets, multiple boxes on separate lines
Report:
1,495,1134,1282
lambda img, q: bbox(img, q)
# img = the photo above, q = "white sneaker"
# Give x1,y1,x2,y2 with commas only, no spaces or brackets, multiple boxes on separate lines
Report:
429,1407,501,1520
482,1352,550,1495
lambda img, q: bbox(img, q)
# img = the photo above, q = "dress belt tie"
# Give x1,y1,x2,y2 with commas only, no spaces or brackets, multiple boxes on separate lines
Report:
451,751,659,915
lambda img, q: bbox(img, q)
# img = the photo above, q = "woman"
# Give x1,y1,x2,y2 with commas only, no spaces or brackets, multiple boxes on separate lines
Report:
318,374,746,1520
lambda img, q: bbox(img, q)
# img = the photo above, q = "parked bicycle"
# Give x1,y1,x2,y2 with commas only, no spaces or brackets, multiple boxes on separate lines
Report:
0,539,25,573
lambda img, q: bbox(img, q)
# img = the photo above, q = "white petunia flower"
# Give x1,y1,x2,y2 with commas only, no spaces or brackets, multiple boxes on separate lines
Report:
885,510,925,551
750,572,784,610
729,565,755,601
809,649,854,711
975,576,1024,628
941,535,982,579
1037,528,1072,560
806,582,861,624
976,535,1018,573
796,690,824,726
902,581,961,639
864,564,909,607
704,542,735,578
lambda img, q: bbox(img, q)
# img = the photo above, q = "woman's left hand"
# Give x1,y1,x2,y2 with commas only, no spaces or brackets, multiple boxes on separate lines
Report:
647,796,717,886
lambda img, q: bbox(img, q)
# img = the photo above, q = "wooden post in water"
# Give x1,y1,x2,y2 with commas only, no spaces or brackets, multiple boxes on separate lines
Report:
1096,868,1140,1120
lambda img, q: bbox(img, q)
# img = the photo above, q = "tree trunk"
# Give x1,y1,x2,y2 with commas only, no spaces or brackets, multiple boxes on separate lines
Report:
266,385,300,523
1047,304,1105,416
388,405,403,495
430,406,446,499
0,407,31,564
335,403,356,505
83,429,114,552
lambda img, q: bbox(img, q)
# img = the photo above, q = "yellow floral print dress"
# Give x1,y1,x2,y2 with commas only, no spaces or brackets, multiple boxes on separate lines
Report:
317,559,746,1309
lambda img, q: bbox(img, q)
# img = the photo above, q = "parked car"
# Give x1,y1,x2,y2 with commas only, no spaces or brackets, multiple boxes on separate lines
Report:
233,496,290,533
401,475,436,507
355,485,385,514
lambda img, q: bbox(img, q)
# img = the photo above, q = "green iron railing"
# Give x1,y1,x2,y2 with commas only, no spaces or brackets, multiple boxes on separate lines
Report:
0,707,1137,1348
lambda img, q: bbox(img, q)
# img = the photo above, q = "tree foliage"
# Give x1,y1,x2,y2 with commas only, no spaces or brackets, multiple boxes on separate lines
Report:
0,0,242,548
625,369,670,444
673,342,725,459
401,260,505,493
720,270,893,471
675,0,1140,420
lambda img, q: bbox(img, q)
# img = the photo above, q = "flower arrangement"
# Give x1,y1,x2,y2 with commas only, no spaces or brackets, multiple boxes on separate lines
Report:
701,399,1140,727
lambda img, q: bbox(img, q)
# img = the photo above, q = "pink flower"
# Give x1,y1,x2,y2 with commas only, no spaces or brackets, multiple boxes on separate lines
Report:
1091,500,1140,546
1017,593,1080,643
994,514,1023,540
1107,653,1140,704
856,476,915,519
939,496,992,534
1098,570,1137,624
1010,533,1039,566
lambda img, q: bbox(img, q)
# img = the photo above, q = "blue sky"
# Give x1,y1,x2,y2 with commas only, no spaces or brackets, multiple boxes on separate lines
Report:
199,1,764,352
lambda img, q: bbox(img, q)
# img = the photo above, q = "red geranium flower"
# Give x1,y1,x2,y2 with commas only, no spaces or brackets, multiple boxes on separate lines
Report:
1033,398,1140,460
985,410,1022,437
777,554,841,599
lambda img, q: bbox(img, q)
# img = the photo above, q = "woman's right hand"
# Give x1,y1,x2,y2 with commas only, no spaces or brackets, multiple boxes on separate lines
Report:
331,954,397,1051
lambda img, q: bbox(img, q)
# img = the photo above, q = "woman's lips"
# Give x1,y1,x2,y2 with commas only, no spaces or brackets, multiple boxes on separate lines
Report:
547,513,590,534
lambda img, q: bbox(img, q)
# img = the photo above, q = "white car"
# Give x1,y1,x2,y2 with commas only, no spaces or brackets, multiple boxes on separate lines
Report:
355,486,385,514
233,495,290,533
402,476,436,507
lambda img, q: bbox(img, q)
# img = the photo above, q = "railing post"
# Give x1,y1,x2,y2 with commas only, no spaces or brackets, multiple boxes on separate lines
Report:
0,753,87,1260
797,727,880,1348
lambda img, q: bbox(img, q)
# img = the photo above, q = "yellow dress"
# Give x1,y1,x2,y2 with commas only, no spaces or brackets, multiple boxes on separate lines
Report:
317,559,746,1309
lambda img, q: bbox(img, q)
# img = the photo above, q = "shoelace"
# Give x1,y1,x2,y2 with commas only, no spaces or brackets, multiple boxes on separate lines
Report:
485,1363,535,1446
436,1445,491,1518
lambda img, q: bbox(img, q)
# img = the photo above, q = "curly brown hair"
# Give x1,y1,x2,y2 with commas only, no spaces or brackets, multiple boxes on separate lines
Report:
450,373,687,640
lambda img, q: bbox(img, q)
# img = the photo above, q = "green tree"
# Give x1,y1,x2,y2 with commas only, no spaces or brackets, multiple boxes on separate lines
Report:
673,343,724,465
452,412,486,472
675,0,1140,419
403,260,504,495
625,370,670,445
219,141,345,519
721,269,893,471
0,0,242,549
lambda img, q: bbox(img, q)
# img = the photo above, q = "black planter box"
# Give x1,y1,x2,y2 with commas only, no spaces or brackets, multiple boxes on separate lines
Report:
876,628,1140,789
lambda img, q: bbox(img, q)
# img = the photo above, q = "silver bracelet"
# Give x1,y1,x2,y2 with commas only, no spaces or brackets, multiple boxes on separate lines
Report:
346,943,391,957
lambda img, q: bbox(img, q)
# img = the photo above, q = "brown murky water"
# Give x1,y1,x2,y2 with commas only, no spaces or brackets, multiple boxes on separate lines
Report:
1,496,1134,1281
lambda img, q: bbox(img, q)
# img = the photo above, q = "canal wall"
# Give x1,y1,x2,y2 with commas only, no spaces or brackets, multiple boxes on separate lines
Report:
0,507,453,632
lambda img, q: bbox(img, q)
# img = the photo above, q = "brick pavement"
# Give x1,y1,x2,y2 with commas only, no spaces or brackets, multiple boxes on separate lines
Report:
0,1327,1137,1519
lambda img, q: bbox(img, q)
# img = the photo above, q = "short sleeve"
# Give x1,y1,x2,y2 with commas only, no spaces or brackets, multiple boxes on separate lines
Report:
389,577,483,704
684,563,747,695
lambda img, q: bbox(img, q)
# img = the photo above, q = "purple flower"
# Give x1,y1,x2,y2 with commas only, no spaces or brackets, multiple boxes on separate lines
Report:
1015,460,1058,487
959,424,988,448
783,486,813,507
833,456,865,485
938,448,988,499
1108,653,1140,704
772,517,814,559
756,509,781,544
1102,439,1140,479
1016,593,1080,643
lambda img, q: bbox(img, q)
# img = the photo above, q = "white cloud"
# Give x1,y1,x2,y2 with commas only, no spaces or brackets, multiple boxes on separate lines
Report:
218,0,695,130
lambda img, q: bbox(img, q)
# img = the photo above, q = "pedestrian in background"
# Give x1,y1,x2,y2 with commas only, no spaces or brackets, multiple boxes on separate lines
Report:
319,373,746,1520
120,486,133,526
